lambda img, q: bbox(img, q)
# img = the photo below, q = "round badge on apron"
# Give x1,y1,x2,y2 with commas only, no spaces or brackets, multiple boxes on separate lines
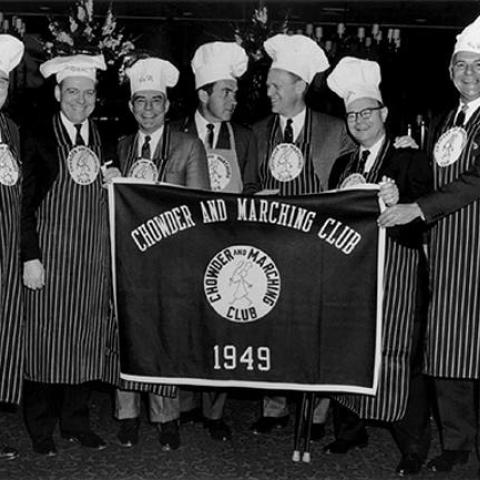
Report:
67,146,100,185
269,143,304,182
0,144,19,186
433,126,467,167
339,173,367,189
128,159,159,182
207,153,232,191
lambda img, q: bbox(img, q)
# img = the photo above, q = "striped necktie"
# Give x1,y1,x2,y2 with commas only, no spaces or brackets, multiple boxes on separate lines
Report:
206,124,214,149
284,118,294,143
455,104,468,126
74,124,85,146
357,149,370,174
141,135,151,159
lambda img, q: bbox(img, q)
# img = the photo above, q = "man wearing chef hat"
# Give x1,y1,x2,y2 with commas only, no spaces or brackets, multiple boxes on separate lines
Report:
174,41,259,195
0,34,25,461
171,41,258,442
21,53,116,456
379,14,480,473
251,34,355,438
113,56,210,451
327,56,432,476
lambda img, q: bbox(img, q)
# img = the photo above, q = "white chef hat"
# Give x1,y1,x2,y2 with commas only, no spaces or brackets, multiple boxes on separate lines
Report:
263,34,329,83
126,58,179,96
40,54,106,83
327,56,383,107
453,14,480,55
0,35,24,77
192,41,248,89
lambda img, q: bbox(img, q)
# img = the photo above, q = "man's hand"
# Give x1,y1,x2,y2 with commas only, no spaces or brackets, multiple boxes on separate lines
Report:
23,259,45,290
394,135,419,149
255,189,280,196
102,167,122,187
378,203,423,227
378,176,399,206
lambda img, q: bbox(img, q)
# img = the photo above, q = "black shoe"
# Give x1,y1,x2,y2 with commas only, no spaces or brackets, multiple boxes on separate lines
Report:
32,438,57,457
251,415,289,435
117,418,139,448
0,445,18,460
61,430,107,450
310,423,326,441
158,420,180,451
179,408,203,425
396,453,424,476
427,450,469,472
205,419,232,441
323,435,368,454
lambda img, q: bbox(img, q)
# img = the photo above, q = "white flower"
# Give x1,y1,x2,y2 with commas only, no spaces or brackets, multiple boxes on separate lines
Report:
85,0,93,22
254,7,268,24
57,32,74,46
69,16,78,33
77,5,86,22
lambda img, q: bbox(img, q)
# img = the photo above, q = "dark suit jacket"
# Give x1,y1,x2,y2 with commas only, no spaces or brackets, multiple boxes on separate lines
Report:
253,109,355,191
171,117,260,194
329,142,433,248
21,115,104,261
117,123,210,190
417,110,480,223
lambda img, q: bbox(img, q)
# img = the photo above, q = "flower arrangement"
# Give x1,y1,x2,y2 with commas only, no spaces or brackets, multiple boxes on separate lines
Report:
43,0,135,77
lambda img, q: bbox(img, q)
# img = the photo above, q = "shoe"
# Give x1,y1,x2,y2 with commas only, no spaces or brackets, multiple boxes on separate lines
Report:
310,423,326,441
396,453,424,476
323,435,368,454
0,445,18,460
427,450,469,472
251,415,289,434
117,418,139,448
179,408,203,425
158,420,180,451
205,419,232,441
32,438,57,457
61,430,107,450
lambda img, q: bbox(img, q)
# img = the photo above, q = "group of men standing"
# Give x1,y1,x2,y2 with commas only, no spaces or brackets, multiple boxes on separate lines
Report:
0,9,480,478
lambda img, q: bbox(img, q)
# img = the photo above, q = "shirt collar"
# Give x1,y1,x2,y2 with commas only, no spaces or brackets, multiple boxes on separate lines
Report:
60,111,89,145
279,108,306,142
458,97,480,123
137,126,164,159
195,110,221,148
360,134,386,172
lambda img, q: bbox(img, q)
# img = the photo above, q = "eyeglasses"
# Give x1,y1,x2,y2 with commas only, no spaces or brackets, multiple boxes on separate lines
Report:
346,105,384,123
132,97,166,111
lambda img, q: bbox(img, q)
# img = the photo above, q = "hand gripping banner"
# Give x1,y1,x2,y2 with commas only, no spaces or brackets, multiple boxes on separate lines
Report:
109,181,384,393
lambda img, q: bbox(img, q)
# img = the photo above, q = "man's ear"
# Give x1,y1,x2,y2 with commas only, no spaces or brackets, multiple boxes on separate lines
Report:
294,80,308,97
165,98,170,114
198,89,209,105
54,84,61,103
128,100,133,115
381,106,389,123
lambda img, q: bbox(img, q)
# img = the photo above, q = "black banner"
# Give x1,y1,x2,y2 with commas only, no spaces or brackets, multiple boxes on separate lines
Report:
109,181,384,393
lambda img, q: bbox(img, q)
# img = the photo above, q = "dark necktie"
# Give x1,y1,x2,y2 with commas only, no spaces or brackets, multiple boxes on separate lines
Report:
141,135,151,159
284,118,294,143
206,123,215,149
74,123,85,146
454,104,468,126
357,149,370,174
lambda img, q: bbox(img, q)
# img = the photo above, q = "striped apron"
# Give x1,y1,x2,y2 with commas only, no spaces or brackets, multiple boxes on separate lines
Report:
425,108,480,379
335,140,419,421
0,114,24,403
24,114,117,385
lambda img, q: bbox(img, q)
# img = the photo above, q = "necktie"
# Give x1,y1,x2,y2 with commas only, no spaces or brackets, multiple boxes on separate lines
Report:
357,149,370,174
74,123,85,146
206,123,215,149
141,135,151,159
454,104,468,126
284,118,294,143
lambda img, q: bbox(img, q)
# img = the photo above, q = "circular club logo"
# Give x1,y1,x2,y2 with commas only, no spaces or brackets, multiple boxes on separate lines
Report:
204,245,281,323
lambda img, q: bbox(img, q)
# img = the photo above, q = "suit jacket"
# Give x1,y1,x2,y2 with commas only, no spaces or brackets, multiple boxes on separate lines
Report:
117,123,210,190
417,110,480,222
21,114,104,261
329,141,432,248
254,109,355,191
171,117,260,194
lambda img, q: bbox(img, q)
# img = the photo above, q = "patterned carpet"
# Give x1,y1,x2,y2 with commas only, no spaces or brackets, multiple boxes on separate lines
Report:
0,386,478,480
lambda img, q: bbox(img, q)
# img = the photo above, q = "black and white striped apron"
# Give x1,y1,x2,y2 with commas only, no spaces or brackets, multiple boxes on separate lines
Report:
335,141,419,421
24,114,117,384
0,114,24,403
425,108,480,379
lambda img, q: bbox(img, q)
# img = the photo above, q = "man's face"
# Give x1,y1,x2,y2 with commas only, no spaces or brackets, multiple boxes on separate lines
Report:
199,79,238,122
266,68,305,117
0,70,9,110
450,51,480,103
345,97,387,148
54,76,96,124
129,90,168,134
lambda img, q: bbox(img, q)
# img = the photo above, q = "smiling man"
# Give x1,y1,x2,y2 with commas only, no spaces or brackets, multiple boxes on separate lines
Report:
21,54,117,456
378,15,480,474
